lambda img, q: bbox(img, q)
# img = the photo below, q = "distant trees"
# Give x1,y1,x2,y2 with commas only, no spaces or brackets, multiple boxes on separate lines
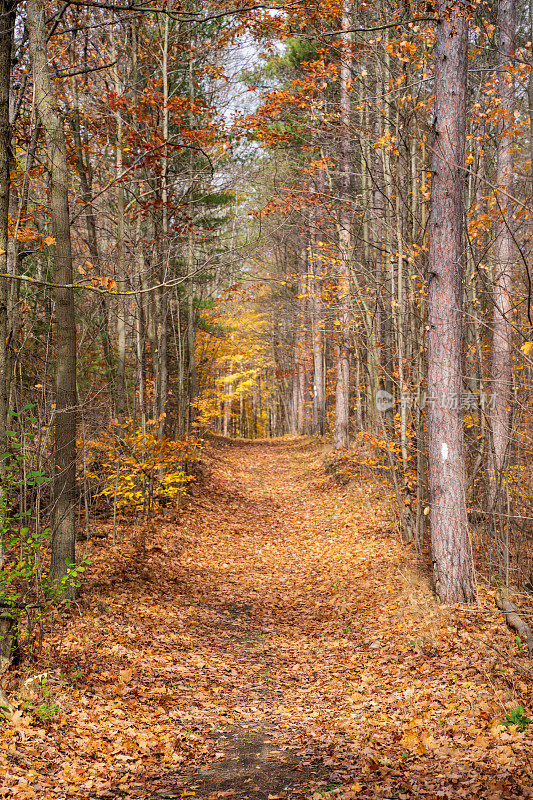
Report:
242,0,532,596
0,1,244,597
0,0,531,605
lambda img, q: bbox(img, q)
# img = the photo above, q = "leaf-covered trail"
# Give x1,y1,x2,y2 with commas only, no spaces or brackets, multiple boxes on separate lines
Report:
2,438,532,799
142,438,533,800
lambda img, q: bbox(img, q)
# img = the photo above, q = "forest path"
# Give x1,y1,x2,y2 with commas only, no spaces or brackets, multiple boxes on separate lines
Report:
137,438,531,800
143,436,403,799
4,438,531,799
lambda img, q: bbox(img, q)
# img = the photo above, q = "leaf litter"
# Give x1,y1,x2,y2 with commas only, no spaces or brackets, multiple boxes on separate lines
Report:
0,437,532,799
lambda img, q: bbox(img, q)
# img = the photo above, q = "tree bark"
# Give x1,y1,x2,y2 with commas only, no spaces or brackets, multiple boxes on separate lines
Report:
0,0,15,579
293,284,305,435
0,0,14,446
427,3,474,604
112,43,127,421
333,0,352,449
489,0,516,514
68,36,115,413
529,0,533,195
309,210,325,435
495,588,533,655
158,9,170,436
223,359,233,437
27,0,77,585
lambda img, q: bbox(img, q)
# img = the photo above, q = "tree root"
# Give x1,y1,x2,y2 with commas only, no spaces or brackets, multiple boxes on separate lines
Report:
495,588,533,656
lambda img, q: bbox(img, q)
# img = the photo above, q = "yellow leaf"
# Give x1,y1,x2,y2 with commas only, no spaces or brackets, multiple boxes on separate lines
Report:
44,235,56,246
401,728,426,754
520,341,533,355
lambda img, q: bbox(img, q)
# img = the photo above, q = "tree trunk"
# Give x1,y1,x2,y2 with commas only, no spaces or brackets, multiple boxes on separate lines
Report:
529,0,533,194
333,0,352,449
158,10,170,437
309,215,325,435
112,46,126,420
68,38,115,414
293,293,305,435
0,0,14,446
427,2,474,604
489,0,516,514
0,0,15,579
223,360,233,437
377,36,395,430
135,215,147,436
186,29,197,431
27,0,77,585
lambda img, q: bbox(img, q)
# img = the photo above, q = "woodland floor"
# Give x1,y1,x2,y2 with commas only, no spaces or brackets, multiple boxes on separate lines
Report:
1,438,533,799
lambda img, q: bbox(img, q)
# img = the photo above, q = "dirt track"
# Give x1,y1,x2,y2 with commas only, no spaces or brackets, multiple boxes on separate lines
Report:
2,438,532,799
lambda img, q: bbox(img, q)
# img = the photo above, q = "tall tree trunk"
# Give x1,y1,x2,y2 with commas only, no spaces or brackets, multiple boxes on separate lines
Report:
223,360,233,437
489,0,516,516
395,114,408,471
333,0,352,449
309,211,325,435
69,38,115,413
158,8,170,436
28,0,77,584
0,0,14,440
529,0,533,191
293,284,305,435
0,0,15,573
427,2,474,604
187,33,197,430
310,100,326,436
135,215,147,436
112,45,126,420
378,35,395,430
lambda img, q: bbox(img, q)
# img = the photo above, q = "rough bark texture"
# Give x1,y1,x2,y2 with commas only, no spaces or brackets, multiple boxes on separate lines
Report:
333,0,352,450
112,47,126,420
0,0,14,445
293,290,305,435
27,0,77,584
427,5,474,604
69,54,115,410
529,0,533,195
309,217,325,436
0,0,15,579
489,0,516,507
